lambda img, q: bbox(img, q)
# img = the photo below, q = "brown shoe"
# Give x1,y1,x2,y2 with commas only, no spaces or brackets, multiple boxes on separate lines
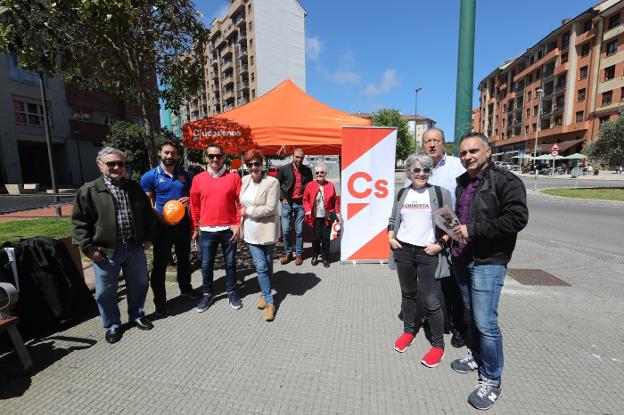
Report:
295,255,303,266
257,294,266,310
263,303,276,321
280,254,293,264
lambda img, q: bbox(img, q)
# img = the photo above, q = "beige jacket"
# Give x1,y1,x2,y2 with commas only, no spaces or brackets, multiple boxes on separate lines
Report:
240,174,281,245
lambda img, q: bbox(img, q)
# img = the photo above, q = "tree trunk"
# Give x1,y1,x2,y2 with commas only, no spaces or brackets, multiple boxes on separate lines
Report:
137,89,160,168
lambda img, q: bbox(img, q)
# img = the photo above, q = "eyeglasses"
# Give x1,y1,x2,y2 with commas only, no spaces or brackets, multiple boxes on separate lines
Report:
207,154,224,160
410,167,431,174
245,162,262,168
315,171,326,175
104,161,126,168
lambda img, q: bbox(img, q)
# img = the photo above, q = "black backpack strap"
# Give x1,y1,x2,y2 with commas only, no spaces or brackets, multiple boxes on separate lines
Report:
434,185,443,209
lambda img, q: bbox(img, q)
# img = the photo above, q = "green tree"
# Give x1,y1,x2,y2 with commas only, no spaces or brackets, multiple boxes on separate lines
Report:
0,0,207,166
371,109,414,163
445,142,456,156
102,121,150,181
587,114,624,168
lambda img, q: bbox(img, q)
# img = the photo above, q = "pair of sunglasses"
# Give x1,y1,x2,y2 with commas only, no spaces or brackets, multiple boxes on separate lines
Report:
245,162,262,168
207,154,224,160
104,161,126,168
410,167,432,174
315,171,326,175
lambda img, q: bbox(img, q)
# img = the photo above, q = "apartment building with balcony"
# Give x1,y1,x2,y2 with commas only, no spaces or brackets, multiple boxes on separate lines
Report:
172,0,306,132
0,53,79,189
475,0,624,159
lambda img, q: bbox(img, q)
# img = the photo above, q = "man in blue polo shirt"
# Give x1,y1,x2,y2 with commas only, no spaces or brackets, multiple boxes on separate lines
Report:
141,141,199,316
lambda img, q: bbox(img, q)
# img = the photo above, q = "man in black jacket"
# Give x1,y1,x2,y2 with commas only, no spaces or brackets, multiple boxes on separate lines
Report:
72,147,157,344
449,133,528,411
277,148,312,265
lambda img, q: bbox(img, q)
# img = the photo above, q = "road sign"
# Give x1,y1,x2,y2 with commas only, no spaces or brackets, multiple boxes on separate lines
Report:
551,143,559,156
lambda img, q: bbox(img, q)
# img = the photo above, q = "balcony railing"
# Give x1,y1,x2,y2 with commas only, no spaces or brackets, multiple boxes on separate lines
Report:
238,81,249,91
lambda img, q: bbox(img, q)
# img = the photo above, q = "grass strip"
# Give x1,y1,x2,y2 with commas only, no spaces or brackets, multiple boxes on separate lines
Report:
542,187,624,201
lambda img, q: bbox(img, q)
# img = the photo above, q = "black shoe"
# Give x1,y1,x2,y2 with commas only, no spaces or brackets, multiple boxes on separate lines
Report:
133,317,154,330
451,330,465,348
323,259,330,268
154,307,170,318
180,289,201,300
311,256,319,266
105,327,123,344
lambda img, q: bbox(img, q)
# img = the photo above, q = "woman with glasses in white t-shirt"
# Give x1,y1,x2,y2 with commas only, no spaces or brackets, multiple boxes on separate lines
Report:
387,153,452,368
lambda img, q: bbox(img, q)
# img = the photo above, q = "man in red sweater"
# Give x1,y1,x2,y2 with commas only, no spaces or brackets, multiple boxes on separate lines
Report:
190,143,242,312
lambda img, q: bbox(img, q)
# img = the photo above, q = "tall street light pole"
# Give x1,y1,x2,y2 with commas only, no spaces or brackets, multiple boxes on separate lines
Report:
414,87,422,149
39,72,62,216
533,88,544,190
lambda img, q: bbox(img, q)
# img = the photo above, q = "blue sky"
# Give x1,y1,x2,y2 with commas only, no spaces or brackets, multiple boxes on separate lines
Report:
197,0,598,141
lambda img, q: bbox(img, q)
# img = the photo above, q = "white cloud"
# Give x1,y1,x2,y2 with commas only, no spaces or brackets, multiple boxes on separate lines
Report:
306,37,324,62
365,69,400,96
329,70,360,85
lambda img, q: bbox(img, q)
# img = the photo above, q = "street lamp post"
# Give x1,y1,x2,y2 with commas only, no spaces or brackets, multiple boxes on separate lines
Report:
414,87,422,149
533,88,544,190
39,72,61,216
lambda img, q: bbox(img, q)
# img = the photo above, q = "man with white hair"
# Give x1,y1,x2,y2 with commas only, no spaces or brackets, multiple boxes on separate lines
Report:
72,147,157,344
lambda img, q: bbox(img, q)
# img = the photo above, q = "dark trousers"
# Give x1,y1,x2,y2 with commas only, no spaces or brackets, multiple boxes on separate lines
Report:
200,229,237,295
312,217,331,259
394,242,444,348
151,215,192,309
440,274,466,334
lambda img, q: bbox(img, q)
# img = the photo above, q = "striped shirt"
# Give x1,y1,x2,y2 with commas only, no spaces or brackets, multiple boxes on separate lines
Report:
103,175,135,242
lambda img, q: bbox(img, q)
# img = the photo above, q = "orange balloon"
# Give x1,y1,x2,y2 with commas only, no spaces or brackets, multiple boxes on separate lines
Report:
230,158,242,169
163,200,185,224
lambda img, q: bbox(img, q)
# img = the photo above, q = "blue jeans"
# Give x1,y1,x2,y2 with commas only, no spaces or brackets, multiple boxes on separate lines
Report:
281,201,304,256
200,229,237,295
248,243,274,304
452,261,506,386
92,242,149,330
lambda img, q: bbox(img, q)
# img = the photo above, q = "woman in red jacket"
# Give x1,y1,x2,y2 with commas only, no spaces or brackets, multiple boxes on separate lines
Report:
303,163,340,268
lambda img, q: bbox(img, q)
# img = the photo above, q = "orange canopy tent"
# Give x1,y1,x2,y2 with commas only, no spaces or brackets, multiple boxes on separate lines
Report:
182,80,371,155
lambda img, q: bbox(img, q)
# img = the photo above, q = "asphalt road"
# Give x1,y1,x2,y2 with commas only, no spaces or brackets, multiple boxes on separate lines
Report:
524,194,624,257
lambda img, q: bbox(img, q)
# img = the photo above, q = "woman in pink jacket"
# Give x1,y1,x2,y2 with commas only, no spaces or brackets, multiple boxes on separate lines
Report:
303,163,340,268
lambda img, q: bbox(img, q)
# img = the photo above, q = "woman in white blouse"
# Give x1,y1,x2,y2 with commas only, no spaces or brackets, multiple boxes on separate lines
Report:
240,149,281,321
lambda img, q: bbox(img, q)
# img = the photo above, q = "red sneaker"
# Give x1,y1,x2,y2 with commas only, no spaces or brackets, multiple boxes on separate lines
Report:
393,333,415,353
421,346,445,367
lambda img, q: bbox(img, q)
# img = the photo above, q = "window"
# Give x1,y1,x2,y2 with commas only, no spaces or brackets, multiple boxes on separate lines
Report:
606,40,618,56
602,90,613,106
525,125,530,134
537,50,543,60
581,43,590,57
562,33,570,50
534,105,538,116
555,116,563,126
527,73,533,83
526,108,531,118
608,13,620,30
621,87,624,101
583,19,592,33
580,66,588,79
535,69,541,78
250,55,254,65
251,89,255,99
561,52,568,64
14,100,48,125
532,123,537,132
578,88,586,102
71,107,91,121
7,54,38,84
251,72,255,82
600,116,609,125
527,90,532,101
576,111,584,122
605,65,615,81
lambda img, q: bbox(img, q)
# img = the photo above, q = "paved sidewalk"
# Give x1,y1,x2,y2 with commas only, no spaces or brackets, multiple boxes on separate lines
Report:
1,235,623,414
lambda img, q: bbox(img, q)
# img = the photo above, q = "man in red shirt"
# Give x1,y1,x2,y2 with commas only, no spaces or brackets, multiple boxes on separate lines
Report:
190,143,242,312
277,148,312,265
